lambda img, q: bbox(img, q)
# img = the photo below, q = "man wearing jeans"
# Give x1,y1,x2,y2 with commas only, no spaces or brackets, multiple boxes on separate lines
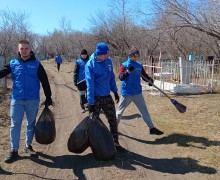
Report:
116,47,164,135
0,40,53,163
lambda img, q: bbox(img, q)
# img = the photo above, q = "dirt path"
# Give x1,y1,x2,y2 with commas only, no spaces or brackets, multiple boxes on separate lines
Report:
0,60,214,179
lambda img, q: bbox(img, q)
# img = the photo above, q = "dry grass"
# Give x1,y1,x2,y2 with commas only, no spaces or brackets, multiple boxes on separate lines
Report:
144,91,220,176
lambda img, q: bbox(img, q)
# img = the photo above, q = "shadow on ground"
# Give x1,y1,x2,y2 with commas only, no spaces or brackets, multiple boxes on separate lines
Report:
119,132,220,149
23,148,216,179
0,166,13,175
121,114,141,120
1,134,217,179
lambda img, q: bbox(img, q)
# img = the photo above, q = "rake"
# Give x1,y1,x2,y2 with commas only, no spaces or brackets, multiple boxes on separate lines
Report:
77,79,86,85
133,68,187,113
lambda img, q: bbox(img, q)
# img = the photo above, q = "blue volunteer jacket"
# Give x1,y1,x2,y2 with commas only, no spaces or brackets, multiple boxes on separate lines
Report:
10,58,40,100
120,58,142,96
73,58,88,83
85,53,118,104
55,55,62,63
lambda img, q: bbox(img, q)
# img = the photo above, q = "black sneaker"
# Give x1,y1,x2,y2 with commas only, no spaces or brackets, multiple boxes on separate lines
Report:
4,150,19,163
24,145,38,157
150,127,164,135
115,142,126,152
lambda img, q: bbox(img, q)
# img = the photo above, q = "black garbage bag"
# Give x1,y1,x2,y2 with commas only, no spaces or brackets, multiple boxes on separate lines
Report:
88,114,116,160
35,106,56,144
67,116,90,153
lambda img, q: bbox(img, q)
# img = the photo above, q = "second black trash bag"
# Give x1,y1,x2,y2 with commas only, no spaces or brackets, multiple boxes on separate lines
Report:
35,106,56,144
88,114,116,160
67,116,90,153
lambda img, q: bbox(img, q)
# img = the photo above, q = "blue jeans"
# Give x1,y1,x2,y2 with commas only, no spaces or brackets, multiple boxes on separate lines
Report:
10,99,40,150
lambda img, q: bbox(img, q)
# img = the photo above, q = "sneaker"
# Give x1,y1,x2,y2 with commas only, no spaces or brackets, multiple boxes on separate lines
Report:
115,142,126,152
150,127,164,135
24,145,38,157
4,150,19,163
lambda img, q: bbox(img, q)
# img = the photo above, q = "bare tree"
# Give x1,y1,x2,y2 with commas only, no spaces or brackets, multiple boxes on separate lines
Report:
151,0,220,40
89,0,137,56
0,10,32,58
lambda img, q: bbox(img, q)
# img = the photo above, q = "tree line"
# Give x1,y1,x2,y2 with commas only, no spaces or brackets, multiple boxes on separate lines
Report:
0,0,219,61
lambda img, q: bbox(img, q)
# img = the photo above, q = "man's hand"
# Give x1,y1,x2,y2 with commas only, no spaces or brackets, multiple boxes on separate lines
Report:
128,64,134,72
44,96,53,107
85,103,95,113
74,81,78,87
148,77,154,86
114,92,119,103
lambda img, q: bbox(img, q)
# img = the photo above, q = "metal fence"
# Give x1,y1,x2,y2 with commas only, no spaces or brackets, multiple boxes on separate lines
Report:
141,59,220,94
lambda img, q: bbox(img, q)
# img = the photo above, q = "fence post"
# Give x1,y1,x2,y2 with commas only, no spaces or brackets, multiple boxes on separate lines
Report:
211,60,215,94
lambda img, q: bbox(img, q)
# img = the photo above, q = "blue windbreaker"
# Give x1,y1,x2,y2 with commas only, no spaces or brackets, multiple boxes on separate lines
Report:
120,58,142,96
10,58,40,100
85,53,118,104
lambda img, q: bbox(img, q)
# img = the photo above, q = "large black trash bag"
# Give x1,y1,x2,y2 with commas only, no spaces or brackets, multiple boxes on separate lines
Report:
67,116,90,153
88,114,116,160
35,106,56,144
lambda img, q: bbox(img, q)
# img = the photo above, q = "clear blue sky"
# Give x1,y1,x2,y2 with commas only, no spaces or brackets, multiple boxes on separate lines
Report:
0,0,110,35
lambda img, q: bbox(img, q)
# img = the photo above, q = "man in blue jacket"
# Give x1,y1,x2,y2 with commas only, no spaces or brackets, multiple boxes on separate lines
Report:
85,42,125,152
0,40,53,163
116,47,164,135
73,49,89,113
55,53,62,72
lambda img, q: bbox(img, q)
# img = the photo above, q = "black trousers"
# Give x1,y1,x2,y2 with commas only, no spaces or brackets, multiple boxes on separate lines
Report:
93,95,118,143
57,63,61,71
77,81,87,109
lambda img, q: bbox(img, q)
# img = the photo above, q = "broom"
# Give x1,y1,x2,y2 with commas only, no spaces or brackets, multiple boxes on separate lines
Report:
133,68,187,113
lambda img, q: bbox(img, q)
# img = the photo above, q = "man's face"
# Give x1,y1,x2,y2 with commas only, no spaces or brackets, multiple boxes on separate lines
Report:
18,43,31,60
81,54,87,59
131,55,139,61
97,54,109,61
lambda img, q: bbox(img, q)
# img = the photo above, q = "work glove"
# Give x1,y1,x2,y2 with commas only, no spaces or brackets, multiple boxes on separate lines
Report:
85,104,95,113
148,77,154,86
44,96,53,107
128,64,134,72
114,92,119,103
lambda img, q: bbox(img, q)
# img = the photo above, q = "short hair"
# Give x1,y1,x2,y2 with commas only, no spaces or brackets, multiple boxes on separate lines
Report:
19,39,30,44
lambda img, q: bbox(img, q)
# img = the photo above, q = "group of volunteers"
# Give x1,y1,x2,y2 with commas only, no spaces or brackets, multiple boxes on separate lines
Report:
0,39,163,164
73,42,164,152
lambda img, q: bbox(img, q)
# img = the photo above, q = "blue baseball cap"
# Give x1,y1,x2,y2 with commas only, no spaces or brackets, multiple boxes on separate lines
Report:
95,42,109,56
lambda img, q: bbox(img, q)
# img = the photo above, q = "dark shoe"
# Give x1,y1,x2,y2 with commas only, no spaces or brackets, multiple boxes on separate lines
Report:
115,142,126,152
150,127,164,135
4,150,19,163
24,145,38,157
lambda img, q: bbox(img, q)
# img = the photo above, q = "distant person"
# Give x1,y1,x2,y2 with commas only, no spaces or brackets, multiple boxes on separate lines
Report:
0,39,53,163
85,42,125,152
73,49,89,113
54,53,62,71
116,47,164,135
